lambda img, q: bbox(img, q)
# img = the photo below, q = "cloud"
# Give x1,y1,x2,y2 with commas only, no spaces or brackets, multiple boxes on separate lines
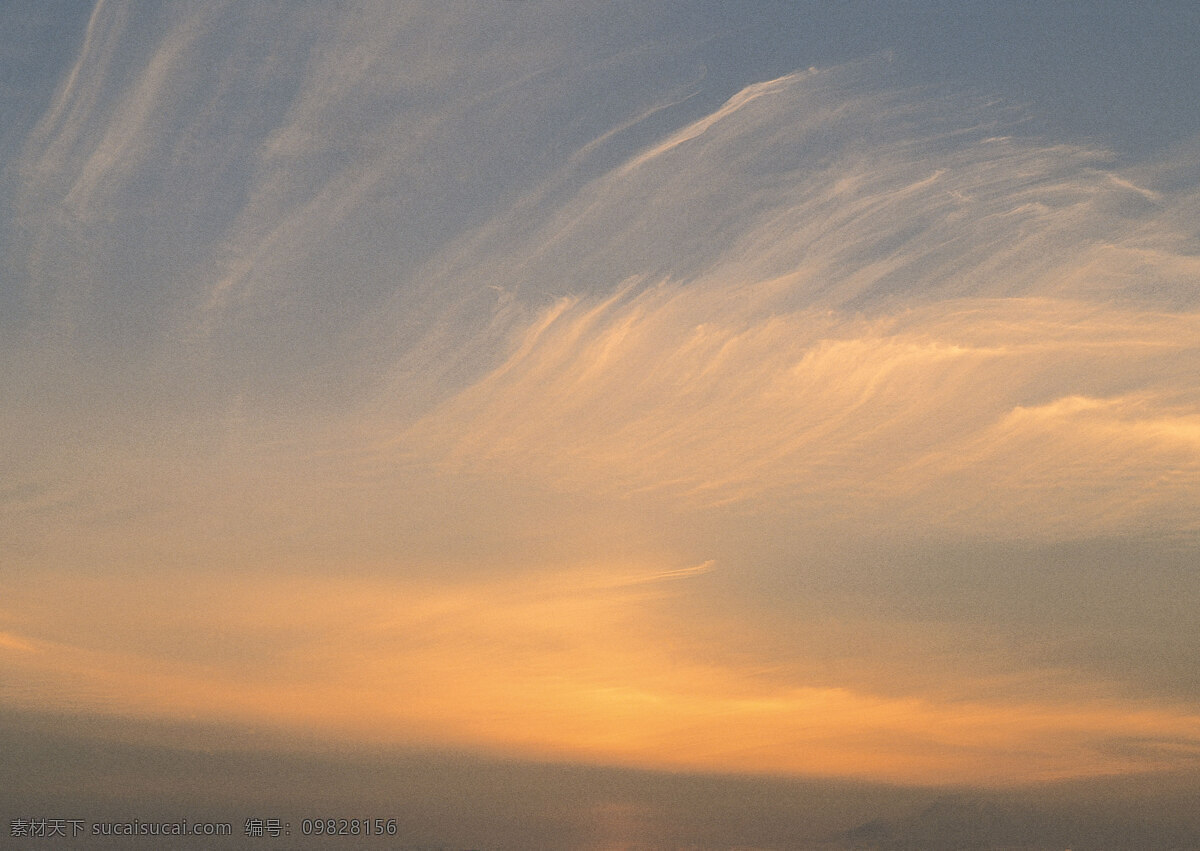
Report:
617,69,808,175
0,631,36,653
3,3,1199,791
398,290,1200,537
4,569,1200,785
376,65,1200,541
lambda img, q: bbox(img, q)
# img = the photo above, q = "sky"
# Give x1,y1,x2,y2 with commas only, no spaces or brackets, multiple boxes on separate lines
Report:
2,2,1200,848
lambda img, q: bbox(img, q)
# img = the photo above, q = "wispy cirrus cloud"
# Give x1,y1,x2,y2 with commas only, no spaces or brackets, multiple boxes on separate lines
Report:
3,3,1199,792
390,65,1200,539
399,288,1200,535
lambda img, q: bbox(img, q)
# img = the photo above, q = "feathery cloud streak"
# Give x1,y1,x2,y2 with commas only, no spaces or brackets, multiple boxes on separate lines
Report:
396,65,1200,539
2,3,1199,788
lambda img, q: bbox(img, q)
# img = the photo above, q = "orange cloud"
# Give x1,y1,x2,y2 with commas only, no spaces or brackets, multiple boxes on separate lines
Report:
398,290,1200,538
5,567,1200,785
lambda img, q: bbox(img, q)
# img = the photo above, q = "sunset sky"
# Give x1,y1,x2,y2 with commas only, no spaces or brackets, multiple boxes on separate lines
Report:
3,2,1200,847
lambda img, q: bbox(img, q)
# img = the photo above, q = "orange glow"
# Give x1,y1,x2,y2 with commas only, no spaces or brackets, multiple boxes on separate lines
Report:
4,567,1199,786
5,23,1200,808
